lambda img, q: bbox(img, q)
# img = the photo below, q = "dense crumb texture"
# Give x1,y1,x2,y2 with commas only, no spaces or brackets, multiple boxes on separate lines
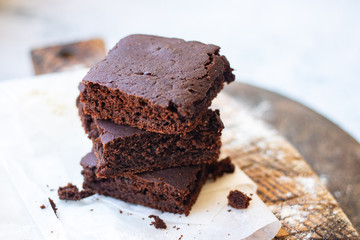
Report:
227,190,252,209
76,94,91,129
77,99,223,177
209,157,235,180
58,183,94,200
48,198,58,217
80,34,234,133
81,152,209,215
148,215,167,229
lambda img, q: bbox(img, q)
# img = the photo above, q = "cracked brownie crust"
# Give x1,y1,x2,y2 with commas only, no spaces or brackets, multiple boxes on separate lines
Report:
77,97,223,177
81,151,209,215
80,34,234,134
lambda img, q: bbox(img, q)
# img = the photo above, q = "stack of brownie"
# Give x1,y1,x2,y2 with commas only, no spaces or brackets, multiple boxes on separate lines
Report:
76,35,234,215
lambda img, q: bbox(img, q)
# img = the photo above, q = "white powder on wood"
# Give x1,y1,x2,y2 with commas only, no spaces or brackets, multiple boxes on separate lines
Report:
212,94,283,153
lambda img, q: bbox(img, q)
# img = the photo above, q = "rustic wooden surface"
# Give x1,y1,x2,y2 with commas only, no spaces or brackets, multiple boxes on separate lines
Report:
222,131,358,239
30,38,106,75
31,40,360,238
224,83,360,235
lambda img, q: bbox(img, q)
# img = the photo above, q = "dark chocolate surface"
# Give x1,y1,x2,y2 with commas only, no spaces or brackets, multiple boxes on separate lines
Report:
80,34,234,134
96,119,143,144
83,34,233,117
81,152,200,192
80,151,98,168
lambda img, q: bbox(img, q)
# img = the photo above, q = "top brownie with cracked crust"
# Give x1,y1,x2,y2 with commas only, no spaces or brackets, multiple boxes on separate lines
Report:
80,34,234,134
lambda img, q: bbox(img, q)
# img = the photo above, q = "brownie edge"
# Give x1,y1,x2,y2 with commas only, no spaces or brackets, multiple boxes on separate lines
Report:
81,151,210,216
80,34,234,134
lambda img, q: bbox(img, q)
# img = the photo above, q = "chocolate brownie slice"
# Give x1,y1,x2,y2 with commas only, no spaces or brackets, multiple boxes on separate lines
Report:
77,97,223,177
80,34,234,134
81,152,209,216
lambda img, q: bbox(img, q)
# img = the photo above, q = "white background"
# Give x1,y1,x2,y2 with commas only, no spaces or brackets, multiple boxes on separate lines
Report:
0,0,359,141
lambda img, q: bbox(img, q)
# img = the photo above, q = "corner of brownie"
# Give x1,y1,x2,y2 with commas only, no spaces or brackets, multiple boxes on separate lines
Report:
80,34,234,133
80,151,209,215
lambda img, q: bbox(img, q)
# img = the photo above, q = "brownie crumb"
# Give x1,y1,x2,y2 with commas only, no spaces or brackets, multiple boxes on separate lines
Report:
149,215,167,229
40,204,46,209
179,235,183,240
58,183,80,199
209,157,235,180
227,190,252,209
58,183,94,200
48,198,58,217
227,209,231,212
119,210,123,214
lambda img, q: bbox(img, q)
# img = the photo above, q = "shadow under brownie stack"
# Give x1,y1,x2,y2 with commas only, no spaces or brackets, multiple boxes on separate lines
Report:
63,34,235,216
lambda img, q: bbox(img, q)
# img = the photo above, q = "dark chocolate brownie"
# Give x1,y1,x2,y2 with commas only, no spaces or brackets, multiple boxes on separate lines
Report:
227,190,252,209
80,34,234,134
77,97,223,177
81,151,209,216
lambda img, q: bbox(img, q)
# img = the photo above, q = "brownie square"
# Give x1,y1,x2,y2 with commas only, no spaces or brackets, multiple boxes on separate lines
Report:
80,34,234,134
77,97,223,177
81,151,209,216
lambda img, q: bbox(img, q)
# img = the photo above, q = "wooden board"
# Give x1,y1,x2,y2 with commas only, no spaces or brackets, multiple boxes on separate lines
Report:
31,39,106,75
224,84,360,238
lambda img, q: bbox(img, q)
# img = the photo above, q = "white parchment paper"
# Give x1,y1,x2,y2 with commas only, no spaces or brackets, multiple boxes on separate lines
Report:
0,70,281,240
